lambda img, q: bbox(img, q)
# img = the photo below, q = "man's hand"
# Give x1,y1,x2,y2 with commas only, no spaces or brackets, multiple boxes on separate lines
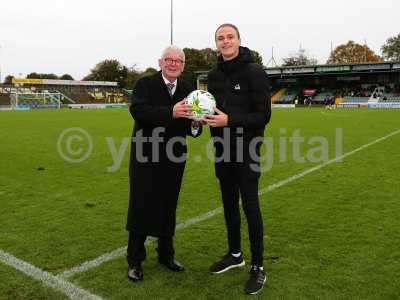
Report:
204,107,228,127
173,99,192,119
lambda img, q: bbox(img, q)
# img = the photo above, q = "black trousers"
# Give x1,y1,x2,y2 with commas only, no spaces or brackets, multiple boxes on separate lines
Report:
127,231,174,267
216,158,264,266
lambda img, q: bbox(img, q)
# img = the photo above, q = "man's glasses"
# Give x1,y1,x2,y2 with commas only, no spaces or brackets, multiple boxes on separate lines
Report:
164,58,185,65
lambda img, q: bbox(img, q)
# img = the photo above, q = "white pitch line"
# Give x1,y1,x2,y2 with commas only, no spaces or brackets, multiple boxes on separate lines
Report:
58,247,127,280
59,208,223,279
59,128,400,279
259,128,400,194
0,249,104,300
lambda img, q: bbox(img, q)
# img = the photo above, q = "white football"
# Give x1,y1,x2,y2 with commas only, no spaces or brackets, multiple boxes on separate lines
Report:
186,90,216,121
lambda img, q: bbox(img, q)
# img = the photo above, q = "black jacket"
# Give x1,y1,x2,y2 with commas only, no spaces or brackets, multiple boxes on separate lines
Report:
207,46,271,146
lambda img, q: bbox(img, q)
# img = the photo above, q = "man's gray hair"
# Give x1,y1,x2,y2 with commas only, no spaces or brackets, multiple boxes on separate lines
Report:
161,45,185,61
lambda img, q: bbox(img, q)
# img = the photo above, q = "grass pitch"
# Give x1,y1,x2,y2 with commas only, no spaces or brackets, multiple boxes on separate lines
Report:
0,108,400,299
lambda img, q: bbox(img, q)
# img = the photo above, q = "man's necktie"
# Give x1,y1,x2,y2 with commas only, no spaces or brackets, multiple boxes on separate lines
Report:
166,83,175,96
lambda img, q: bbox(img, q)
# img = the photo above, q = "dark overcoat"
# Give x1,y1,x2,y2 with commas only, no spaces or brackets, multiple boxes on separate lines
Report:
126,71,198,237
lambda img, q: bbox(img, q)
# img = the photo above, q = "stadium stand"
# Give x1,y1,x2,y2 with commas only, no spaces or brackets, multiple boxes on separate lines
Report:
312,90,336,104
343,96,369,103
313,92,331,102
196,61,400,108
0,79,130,107
0,93,10,105
380,94,400,102
276,88,299,103
271,88,286,103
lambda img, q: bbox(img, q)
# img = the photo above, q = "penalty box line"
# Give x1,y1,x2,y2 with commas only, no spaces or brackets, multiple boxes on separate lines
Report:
59,128,400,280
0,249,104,300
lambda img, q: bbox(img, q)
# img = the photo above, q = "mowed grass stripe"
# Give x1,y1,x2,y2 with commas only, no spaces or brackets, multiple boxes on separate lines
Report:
59,127,400,279
1,109,399,299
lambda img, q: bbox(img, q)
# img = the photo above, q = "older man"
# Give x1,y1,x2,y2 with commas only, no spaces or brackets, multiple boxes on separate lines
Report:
126,45,200,282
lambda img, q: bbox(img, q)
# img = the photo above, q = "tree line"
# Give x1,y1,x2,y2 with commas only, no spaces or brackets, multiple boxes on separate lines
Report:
3,48,262,88
282,34,400,66
3,33,400,86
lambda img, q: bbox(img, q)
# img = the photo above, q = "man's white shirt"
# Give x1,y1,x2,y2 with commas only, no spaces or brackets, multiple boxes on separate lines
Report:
162,74,177,96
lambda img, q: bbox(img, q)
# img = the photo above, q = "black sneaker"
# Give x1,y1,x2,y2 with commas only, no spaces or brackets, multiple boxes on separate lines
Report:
209,253,245,274
244,265,267,295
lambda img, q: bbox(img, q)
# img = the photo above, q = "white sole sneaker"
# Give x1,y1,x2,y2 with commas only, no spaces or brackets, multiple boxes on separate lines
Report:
247,275,267,295
211,260,246,274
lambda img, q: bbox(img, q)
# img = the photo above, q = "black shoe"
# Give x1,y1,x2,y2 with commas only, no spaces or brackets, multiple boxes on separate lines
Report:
209,252,245,274
127,264,143,282
158,257,185,272
244,265,267,295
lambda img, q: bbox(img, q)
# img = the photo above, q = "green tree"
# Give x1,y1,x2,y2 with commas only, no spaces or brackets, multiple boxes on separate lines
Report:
381,34,400,61
59,74,74,80
250,49,264,66
124,66,142,89
282,48,318,66
26,72,41,79
83,59,127,87
4,75,14,84
124,67,158,89
202,48,218,66
182,48,217,87
41,74,58,79
26,73,58,79
140,67,158,78
327,41,382,64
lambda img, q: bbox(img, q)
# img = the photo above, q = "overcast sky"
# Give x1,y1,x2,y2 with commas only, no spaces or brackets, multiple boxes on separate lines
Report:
1,0,399,80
